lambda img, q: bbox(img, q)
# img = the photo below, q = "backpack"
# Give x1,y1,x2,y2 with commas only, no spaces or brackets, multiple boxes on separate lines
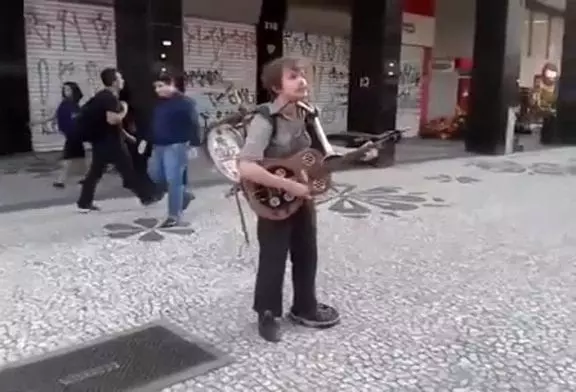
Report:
252,104,279,139
74,96,99,142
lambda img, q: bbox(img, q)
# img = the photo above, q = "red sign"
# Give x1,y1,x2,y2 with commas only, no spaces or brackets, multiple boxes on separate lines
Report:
403,0,435,16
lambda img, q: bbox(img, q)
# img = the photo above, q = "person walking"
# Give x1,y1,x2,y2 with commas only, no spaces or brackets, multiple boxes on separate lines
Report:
148,71,200,227
76,68,160,212
53,82,86,188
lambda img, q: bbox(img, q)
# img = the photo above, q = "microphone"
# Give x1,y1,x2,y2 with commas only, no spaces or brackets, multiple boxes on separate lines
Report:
295,101,318,116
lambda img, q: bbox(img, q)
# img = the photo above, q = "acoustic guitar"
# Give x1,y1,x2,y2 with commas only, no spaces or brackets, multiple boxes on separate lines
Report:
241,132,401,220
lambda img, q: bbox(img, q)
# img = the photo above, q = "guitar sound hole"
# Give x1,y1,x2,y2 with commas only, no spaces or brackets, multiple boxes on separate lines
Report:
302,153,316,167
274,168,287,177
269,196,281,207
268,165,294,178
254,186,295,210
312,179,327,192
252,166,301,210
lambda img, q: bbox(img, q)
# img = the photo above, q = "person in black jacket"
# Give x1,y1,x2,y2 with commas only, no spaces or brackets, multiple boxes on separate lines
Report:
76,68,160,211
119,85,150,176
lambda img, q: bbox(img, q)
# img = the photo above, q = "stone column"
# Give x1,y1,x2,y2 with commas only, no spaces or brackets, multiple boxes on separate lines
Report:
466,0,522,154
256,0,287,103
114,0,184,132
347,0,403,134
554,0,576,144
0,0,31,155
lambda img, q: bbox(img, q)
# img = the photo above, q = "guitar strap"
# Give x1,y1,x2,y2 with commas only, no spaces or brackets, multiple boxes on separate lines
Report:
253,104,279,139
226,182,251,257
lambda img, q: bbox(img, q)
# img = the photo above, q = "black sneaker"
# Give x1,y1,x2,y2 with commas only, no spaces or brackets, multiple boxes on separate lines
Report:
53,182,65,189
140,192,163,207
183,191,195,211
258,311,282,342
288,303,340,329
77,204,101,213
159,217,179,229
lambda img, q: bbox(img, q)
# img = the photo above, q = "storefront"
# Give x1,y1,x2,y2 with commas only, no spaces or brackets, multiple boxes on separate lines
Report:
182,17,257,130
283,3,434,137
1,0,574,156
429,0,565,137
24,0,117,152
19,0,436,152
520,2,564,88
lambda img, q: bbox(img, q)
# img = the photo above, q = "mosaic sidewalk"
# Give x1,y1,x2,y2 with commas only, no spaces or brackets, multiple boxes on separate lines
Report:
2,148,576,391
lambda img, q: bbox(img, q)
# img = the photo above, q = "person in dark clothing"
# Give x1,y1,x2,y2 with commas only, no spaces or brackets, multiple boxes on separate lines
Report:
237,57,340,342
53,82,86,188
147,71,200,227
119,85,151,176
77,68,160,212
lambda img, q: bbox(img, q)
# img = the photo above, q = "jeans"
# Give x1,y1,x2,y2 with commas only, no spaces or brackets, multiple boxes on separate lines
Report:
78,137,156,208
253,202,318,317
147,142,189,219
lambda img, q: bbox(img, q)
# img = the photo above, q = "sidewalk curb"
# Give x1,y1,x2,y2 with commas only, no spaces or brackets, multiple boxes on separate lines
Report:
0,178,227,214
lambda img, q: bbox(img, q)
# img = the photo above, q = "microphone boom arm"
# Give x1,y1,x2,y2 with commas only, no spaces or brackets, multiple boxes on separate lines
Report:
296,101,337,156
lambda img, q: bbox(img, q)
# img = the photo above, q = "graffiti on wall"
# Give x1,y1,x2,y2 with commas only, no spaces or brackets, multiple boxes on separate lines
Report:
396,45,424,137
183,19,257,129
283,32,349,133
398,62,422,110
25,3,115,147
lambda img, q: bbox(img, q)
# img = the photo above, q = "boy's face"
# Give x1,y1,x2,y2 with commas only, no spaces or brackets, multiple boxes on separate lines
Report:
154,81,176,97
276,67,308,101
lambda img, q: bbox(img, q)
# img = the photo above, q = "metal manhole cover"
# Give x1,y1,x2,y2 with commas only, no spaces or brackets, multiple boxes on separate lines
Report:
0,321,233,391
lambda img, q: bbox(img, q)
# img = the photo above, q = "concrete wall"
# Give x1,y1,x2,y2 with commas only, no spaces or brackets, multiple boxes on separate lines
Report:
433,0,475,59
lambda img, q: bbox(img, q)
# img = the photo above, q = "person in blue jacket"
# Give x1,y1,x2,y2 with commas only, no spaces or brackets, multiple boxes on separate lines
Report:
148,71,200,228
53,81,85,188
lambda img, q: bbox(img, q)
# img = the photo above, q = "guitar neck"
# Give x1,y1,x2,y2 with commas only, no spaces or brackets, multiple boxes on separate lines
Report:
322,130,402,172
322,144,375,172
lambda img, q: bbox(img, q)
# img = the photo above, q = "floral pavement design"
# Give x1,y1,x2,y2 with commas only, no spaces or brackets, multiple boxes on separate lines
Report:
467,160,576,176
104,217,195,242
424,174,481,184
315,183,449,219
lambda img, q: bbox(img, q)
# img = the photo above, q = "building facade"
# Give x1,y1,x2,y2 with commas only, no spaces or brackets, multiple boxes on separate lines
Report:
429,0,566,121
0,0,572,156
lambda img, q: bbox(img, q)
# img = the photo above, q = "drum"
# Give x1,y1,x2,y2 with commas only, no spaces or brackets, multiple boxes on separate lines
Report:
204,121,246,183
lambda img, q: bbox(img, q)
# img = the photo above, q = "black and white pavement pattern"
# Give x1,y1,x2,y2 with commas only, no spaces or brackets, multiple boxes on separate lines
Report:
2,148,576,391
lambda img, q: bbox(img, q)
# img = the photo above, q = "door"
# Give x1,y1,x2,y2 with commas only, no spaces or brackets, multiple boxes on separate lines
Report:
397,44,425,138
182,17,257,132
24,0,116,151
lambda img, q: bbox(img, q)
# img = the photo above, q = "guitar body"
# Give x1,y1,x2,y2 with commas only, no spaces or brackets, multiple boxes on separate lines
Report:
241,148,332,220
